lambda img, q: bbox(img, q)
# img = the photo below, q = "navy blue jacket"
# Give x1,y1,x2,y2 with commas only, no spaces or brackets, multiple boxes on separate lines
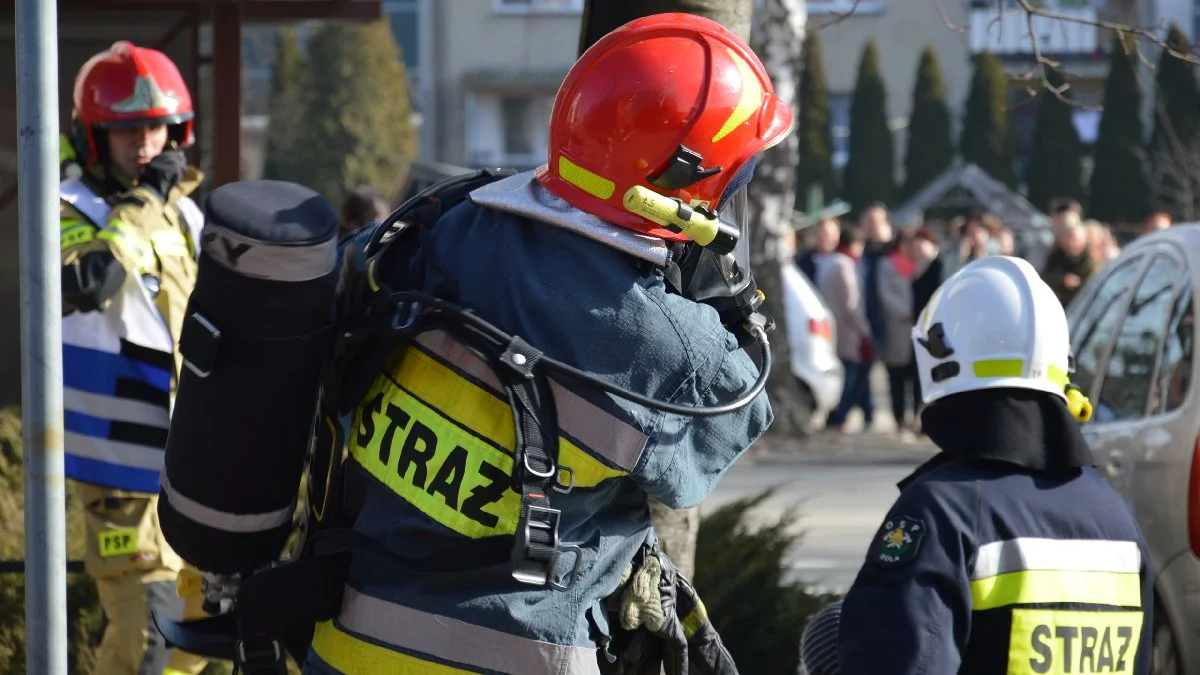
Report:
838,453,1153,675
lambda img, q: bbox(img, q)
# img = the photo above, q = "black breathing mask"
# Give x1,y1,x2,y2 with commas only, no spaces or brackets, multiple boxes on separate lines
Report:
674,186,770,347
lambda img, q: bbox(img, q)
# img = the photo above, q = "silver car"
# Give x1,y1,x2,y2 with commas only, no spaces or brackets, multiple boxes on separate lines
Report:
781,259,844,432
1065,227,1200,675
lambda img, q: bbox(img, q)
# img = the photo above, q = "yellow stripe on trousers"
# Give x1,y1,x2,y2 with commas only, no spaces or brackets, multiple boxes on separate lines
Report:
311,620,478,674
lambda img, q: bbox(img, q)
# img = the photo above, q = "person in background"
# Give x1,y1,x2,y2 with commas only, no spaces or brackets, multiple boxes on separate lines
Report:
946,211,995,273
1049,197,1084,238
1140,208,1171,236
339,185,391,239
1085,219,1121,265
910,227,944,429
795,216,841,284
1041,216,1097,308
858,202,893,356
993,224,1015,256
877,229,920,437
819,228,875,433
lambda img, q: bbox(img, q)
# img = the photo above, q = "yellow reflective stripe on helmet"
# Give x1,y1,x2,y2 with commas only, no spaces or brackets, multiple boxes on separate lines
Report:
60,220,96,250
973,359,1073,388
1008,609,1142,675
97,219,156,275
312,620,475,674
711,48,763,144
969,570,1142,611
973,359,1023,378
558,155,615,199
1047,364,1069,388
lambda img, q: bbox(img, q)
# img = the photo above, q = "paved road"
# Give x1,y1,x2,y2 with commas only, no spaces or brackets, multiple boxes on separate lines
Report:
701,448,925,595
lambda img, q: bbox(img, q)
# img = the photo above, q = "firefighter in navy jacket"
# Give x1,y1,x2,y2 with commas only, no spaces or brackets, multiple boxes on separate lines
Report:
836,256,1153,675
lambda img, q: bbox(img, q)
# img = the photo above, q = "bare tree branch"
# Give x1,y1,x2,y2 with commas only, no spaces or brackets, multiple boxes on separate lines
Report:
933,0,966,32
813,0,864,29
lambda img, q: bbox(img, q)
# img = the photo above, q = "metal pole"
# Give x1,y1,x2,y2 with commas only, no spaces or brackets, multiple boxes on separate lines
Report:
16,0,67,671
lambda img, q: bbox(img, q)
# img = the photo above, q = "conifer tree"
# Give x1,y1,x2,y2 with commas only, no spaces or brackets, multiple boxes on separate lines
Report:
902,44,953,201
795,30,836,209
841,41,895,213
960,51,1016,187
1089,34,1148,223
1027,67,1084,212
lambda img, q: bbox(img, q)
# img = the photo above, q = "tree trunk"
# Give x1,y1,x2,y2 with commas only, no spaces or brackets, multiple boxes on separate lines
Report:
747,0,808,437
578,0,756,581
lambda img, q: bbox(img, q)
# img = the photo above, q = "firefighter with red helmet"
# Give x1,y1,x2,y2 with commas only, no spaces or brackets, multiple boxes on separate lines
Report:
283,13,791,674
59,41,208,675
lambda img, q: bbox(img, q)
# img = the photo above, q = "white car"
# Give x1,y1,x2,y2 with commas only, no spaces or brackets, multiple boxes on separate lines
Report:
781,260,844,432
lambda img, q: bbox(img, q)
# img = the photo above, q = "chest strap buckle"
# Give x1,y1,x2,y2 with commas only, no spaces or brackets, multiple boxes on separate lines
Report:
512,505,583,591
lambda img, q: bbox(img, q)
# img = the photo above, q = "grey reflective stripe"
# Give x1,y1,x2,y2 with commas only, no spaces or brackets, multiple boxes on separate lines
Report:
338,586,602,675
60,177,111,228
66,432,164,470
64,387,169,429
160,471,294,534
200,224,336,282
414,330,648,472
971,538,1142,580
469,170,671,267
176,195,205,259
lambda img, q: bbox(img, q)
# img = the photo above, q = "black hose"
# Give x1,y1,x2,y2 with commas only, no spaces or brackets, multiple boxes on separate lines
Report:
377,291,772,417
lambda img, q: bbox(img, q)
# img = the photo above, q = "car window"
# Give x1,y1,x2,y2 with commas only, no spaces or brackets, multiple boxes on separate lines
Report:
1095,254,1180,422
1069,256,1146,401
1150,282,1194,415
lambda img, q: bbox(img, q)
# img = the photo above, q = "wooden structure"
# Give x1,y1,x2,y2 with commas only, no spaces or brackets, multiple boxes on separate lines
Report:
0,0,381,405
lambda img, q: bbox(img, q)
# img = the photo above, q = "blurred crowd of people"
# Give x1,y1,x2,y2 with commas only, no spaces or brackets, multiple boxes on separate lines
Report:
793,199,1174,437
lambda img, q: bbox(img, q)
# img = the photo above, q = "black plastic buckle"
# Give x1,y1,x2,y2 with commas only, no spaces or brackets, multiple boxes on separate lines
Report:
181,312,222,379
512,505,583,591
235,634,283,672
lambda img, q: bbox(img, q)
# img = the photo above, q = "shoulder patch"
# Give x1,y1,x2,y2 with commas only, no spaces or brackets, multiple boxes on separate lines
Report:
868,515,927,567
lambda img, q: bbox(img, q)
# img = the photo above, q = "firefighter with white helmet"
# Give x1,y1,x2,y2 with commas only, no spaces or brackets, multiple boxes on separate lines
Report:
59,41,208,675
829,256,1154,674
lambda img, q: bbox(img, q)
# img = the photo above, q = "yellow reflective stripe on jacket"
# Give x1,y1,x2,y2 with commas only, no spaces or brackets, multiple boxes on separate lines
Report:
97,219,156,275
1008,609,1142,674
60,219,96,250
149,228,191,258
313,587,602,675
969,538,1143,611
312,621,474,674
350,340,636,539
970,569,1141,610
414,329,647,471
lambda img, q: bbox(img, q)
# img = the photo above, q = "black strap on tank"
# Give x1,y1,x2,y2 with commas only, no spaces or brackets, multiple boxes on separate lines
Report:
493,334,583,591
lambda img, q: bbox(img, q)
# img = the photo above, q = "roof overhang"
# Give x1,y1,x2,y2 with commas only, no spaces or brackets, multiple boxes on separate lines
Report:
1,0,382,21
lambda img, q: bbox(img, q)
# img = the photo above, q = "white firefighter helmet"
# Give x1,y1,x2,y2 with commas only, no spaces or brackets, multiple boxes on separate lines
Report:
912,255,1071,406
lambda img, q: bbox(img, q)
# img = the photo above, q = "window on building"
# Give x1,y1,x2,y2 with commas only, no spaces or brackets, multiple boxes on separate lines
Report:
809,0,884,14
830,93,851,169
1096,254,1180,421
465,93,553,168
384,0,420,72
494,0,584,13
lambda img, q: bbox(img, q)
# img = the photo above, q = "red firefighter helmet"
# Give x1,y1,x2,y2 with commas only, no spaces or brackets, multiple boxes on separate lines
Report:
536,13,794,241
71,41,195,164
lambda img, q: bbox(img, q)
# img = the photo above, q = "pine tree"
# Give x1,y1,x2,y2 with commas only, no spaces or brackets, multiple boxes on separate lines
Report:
1088,34,1148,223
841,41,895,213
1148,23,1200,217
288,19,418,203
795,30,836,210
960,51,1015,187
1026,68,1085,212
902,44,953,201
262,25,309,182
